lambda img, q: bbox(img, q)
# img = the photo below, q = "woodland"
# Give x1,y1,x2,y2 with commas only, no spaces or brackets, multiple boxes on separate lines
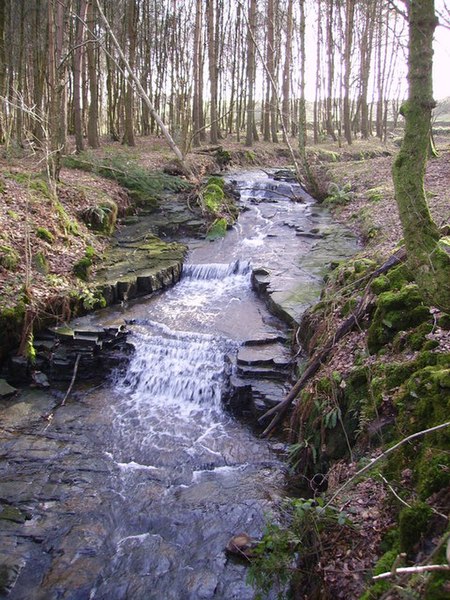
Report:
0,0,450,599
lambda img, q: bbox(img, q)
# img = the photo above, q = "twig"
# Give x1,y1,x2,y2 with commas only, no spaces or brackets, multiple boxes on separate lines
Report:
379,474,412,508
373,564,450,581
325,421,450,508
61,354,81,406
379,473,449,521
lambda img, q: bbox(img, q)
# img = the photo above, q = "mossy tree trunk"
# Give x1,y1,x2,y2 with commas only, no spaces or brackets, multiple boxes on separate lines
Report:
392,0,450,312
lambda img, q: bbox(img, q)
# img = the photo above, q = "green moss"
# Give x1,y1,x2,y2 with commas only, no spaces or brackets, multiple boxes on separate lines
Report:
399,502,433,556
64,153,191,206
5,173,52,198
55,200,79,236
407,321,434,350
245,150,257,163
36,227,54,244
0,504,30,523
73,256,92,281
354,258,377,274
359,548,399,599
203,183,225,213
340,298,357,316
438,313,450,330
424,531,450,599
367,187,384,203
418,450,450,498
206,217,228,240
32,251,49,275
370,274,390,295
6,209,19,220
385,263,414,289
215,148,232,168
206,176,225,190
85,245,95,259
367,284,430,353
0,245,20,270
0,302,26,362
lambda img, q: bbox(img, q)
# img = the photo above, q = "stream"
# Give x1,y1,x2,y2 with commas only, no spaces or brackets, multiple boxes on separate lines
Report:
0,171,357,599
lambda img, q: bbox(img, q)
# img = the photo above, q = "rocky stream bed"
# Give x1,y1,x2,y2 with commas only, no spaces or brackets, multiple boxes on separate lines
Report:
0,170,357,599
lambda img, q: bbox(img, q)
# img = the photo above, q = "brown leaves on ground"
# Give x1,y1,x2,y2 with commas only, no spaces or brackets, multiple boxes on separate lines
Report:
314,462,396,599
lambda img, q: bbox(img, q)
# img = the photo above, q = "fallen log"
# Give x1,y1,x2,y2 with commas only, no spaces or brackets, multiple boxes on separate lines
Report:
259,247,407,437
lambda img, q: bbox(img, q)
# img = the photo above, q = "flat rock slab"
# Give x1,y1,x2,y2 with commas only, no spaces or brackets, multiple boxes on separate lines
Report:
237,343,291,368
0,378,17,397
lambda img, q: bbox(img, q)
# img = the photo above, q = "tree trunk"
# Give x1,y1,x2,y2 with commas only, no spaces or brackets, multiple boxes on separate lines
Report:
392,0,450,312
87,0,100,148
298,0,307,152
313,0,322,145
282,0,293,142
192,0,203,147
122,0,137,146
47,0,66,181
207,0,219,144
245,0,257,147
73,0,87,153
343,0,355,145
325,0,336,141
0,0,5,143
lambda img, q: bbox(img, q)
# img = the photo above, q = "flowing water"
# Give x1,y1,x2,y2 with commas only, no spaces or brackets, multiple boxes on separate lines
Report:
0,171,357,599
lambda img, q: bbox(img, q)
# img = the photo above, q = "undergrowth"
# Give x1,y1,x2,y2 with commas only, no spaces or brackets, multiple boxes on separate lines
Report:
64,152,192,206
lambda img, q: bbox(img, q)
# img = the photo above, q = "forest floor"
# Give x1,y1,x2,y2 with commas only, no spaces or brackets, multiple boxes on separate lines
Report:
1,133,449,597
1,133,449,319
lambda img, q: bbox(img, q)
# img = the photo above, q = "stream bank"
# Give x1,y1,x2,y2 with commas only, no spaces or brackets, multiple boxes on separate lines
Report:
0,169,357,599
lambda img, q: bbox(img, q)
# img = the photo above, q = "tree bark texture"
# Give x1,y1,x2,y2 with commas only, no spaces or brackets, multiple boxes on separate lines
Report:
392,0,450,312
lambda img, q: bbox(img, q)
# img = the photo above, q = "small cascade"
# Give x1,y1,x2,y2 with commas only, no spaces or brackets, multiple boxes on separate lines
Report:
116,320,236,415
182,259,251,280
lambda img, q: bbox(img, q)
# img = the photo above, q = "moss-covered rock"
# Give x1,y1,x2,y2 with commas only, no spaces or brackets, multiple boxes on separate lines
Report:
359,548,399,599
370,274,390,295
32,251,49,275
386,263,415,289
0,245,20,270
207,217,228,240
438,313,450,330
399,502,433,556
203,182,225,213
73,256,92,281
36,227,54,244
80,199,118,235
367,284,430,353
0,503,30,524
0,302,26,363
418,449,450,499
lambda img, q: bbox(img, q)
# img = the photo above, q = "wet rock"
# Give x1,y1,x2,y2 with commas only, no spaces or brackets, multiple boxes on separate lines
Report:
26,325,133,383
0,378,17,397
0,504,31,524
0,562,23,596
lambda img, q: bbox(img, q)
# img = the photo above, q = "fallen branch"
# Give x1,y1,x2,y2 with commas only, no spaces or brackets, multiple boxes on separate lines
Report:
258,247,407,437
61,353,81,406
373,564,450,581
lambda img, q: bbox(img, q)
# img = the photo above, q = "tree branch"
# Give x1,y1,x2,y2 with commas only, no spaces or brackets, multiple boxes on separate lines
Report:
325,421,450,508
373,564,450,581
